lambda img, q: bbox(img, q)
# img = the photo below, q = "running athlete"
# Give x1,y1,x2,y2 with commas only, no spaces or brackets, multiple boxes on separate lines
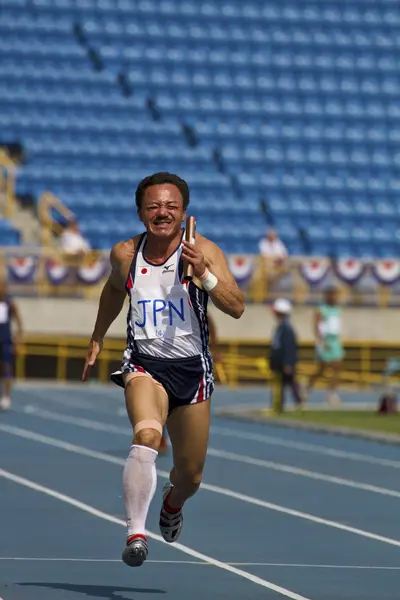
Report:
82,172,244,567
0,280,23,411
306,285,344,405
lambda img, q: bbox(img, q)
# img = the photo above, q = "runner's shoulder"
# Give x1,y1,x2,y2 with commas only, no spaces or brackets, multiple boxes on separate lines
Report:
195,232,224,259
110,235,142,266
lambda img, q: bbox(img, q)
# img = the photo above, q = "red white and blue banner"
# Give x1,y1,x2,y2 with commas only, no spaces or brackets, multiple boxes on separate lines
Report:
45,258,70,285
7,256,37,284
371,260,400,285
334,258,366,284
299,259,331,285
3,255,400,289
227,254,255,287
76,256,109,285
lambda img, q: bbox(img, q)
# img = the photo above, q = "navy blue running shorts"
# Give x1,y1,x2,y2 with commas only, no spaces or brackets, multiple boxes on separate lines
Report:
111,351,214,413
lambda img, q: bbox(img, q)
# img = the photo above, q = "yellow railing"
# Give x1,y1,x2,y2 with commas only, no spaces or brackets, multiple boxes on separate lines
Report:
38,191,75,247
14,335,400,389
0,149,17,220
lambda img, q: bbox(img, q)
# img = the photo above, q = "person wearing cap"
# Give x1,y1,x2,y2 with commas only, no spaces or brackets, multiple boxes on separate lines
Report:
306,285,344,405
269,298,303,413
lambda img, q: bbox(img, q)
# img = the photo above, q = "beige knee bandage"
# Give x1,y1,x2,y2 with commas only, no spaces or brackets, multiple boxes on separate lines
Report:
133,419,163,436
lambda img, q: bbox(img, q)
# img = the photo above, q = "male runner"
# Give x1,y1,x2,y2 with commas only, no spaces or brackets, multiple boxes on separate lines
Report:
82,172,244,567
306,285,344,405
0,280,23,411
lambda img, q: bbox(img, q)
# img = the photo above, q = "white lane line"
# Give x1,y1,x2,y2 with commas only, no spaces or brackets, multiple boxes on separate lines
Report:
206,448,400,500
21,406,400,500
0,468,312,600
210,425,400,469
1,558,400,570
22,405,128,434
21,392,102,412
1,423,400,549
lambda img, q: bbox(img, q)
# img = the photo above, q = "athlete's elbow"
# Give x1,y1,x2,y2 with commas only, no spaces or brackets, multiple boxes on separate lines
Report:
231,301,245,319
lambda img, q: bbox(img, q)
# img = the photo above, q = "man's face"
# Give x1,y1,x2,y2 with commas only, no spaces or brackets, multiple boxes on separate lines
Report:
138,184,186,239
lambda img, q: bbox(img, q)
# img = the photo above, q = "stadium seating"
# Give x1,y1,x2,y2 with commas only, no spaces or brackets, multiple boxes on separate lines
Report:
1,0,400,256
0,219,21,246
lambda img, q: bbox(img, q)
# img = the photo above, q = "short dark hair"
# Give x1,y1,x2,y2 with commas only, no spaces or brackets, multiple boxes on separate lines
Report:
135,172,190,210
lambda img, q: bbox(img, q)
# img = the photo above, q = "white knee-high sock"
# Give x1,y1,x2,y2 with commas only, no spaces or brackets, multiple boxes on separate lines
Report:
123,444,158,537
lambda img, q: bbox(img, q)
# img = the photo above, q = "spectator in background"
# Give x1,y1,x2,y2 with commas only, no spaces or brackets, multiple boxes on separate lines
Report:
259,228,288,266
269,298,303,413
259,228,288,287
306,285,344,406
0,279,23,411
59,218,90,260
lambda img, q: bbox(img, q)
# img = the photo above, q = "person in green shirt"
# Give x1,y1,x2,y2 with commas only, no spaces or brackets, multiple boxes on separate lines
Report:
307,285,344,405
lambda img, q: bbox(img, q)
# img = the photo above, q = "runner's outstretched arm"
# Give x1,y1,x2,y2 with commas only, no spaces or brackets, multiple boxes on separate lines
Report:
82,242,130,381
91,244,127,341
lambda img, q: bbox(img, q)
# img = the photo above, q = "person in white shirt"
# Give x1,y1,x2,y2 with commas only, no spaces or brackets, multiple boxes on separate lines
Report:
259,229,289,289
259,228,288,263
60,220,90,258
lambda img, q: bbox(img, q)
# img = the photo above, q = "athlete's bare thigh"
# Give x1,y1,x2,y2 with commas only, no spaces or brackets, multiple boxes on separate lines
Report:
123,372,169,437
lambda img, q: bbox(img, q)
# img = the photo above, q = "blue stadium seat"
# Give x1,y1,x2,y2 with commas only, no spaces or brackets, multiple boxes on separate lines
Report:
2,0,400,255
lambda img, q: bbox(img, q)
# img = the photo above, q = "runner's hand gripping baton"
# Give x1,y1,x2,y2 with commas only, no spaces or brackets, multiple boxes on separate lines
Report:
183,216,196,281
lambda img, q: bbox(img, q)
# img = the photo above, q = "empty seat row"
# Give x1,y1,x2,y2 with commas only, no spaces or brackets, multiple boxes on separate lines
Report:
0,13,72,33
0,65,116,86
126,69,400,97
82,19,400,48
0,116,180,138
269,198,400,216
155,94,400,120
98,44,400,74
10,0,400,25
236,172,400,192
0,88,144,110
193,120,400,143
0,39,86,58
219,145,400,168
17,167,230,187
21,144,211,164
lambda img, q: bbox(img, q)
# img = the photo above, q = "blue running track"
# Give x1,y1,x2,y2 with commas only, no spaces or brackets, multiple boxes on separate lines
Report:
1,384,399,600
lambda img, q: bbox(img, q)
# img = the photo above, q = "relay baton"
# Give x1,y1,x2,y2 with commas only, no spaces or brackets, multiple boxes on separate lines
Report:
183,215,196,281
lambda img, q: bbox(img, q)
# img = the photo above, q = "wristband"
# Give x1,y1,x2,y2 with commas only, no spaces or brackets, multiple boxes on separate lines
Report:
199,268,218,292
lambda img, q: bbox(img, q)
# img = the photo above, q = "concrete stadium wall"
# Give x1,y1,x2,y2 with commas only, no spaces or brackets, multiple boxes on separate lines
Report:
17,297,399,343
